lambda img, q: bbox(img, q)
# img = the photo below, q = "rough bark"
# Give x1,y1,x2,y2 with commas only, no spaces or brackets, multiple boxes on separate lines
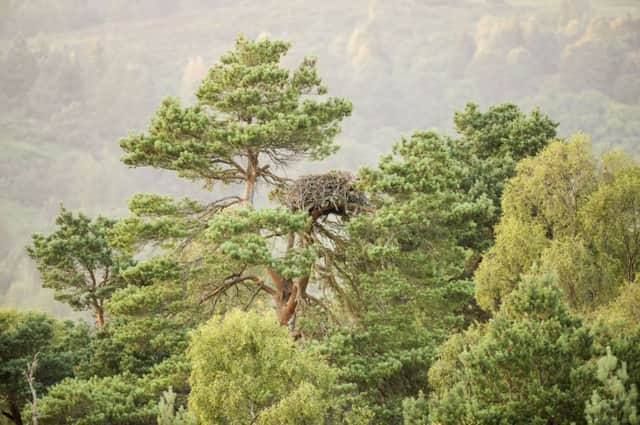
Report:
24,353,39,425
95,306,105,328
243,151,258,206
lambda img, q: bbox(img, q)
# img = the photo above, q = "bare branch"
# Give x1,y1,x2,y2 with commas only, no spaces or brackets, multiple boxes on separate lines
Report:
24,352,40,425
200,274,275,305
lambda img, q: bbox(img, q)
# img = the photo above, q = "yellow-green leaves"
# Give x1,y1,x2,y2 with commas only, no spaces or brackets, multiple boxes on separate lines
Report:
476,135,639,313
475,217,549,311
502,134,598,238
188,309,337,425
582,165,640,282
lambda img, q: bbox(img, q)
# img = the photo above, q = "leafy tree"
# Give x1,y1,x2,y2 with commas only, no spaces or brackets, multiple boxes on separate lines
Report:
587,325,640,404
539,236,616,312
120,35,352,204
187,309,343,425
429,273,594,424
0,310,89,425
593,283,640,330
500,134,598,240
581,164,640,282
474,135,632,313
74,256,195,381
474,217,549,311
36,351,190,425
320,131,477,423
585,347,639,425
28,207,132,327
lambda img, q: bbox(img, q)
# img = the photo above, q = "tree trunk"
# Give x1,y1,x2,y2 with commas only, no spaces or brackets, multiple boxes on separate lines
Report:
243,152,258,206
274,284,298,326
243,177,256,207
267,268,310,327
95,307,105,328
267,268,298,326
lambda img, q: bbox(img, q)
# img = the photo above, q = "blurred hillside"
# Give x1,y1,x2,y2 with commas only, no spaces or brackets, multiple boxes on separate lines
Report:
1,0,639,316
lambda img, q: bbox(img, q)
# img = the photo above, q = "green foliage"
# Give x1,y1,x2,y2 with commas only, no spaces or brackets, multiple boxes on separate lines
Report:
318,103,557,423
474,217,549,311
326,133,471,422
77,263,194,379
582,164,640,282
205,207,313,279
429,273,594,425
585,347,639,425
27,207,132,326
120,35,352,190
590,319,640,377
77,318,188,378
111,194,207,253
454,102,557,161
188,309,338,425
401,391,428,425
0,310,89,425
593,283,640,330
37,375,155,425
358,129,494,253
475,134,640,313
359,102,557,255
157,388,197,425
453,102,558,249
539,237,616,312
501,134,598,238
37,353,190,425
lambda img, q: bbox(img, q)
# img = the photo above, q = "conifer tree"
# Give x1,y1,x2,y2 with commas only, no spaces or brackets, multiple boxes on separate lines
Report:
120,35,352,205
585,347,639,425
116,35,352,326
28,207,132,327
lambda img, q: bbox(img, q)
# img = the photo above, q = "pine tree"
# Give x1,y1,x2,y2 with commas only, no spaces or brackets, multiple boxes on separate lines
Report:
585,347,639,425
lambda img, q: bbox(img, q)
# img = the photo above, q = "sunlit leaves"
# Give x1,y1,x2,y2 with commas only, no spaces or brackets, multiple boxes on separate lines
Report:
188,309,338,425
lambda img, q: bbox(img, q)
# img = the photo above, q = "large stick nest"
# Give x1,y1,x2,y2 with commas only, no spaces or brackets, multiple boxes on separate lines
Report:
276,171,368,218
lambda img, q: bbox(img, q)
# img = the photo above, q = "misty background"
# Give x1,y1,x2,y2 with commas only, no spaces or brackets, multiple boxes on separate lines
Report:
1,0,639,317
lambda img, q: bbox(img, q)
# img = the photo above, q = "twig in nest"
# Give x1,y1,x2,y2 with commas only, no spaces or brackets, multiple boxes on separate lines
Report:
275,171,369,219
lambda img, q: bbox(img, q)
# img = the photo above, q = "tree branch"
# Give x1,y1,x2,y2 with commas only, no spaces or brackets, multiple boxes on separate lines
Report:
200,274,275,305
24,352,40,425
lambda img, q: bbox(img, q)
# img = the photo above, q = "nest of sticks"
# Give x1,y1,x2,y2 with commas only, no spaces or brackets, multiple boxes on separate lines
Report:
277,171,368,218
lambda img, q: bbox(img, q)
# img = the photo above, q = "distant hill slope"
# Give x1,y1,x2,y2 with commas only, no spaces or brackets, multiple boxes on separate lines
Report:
1,0,639,315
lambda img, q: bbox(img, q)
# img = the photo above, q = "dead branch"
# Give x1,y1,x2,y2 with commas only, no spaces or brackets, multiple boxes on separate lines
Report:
24,352,40,425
